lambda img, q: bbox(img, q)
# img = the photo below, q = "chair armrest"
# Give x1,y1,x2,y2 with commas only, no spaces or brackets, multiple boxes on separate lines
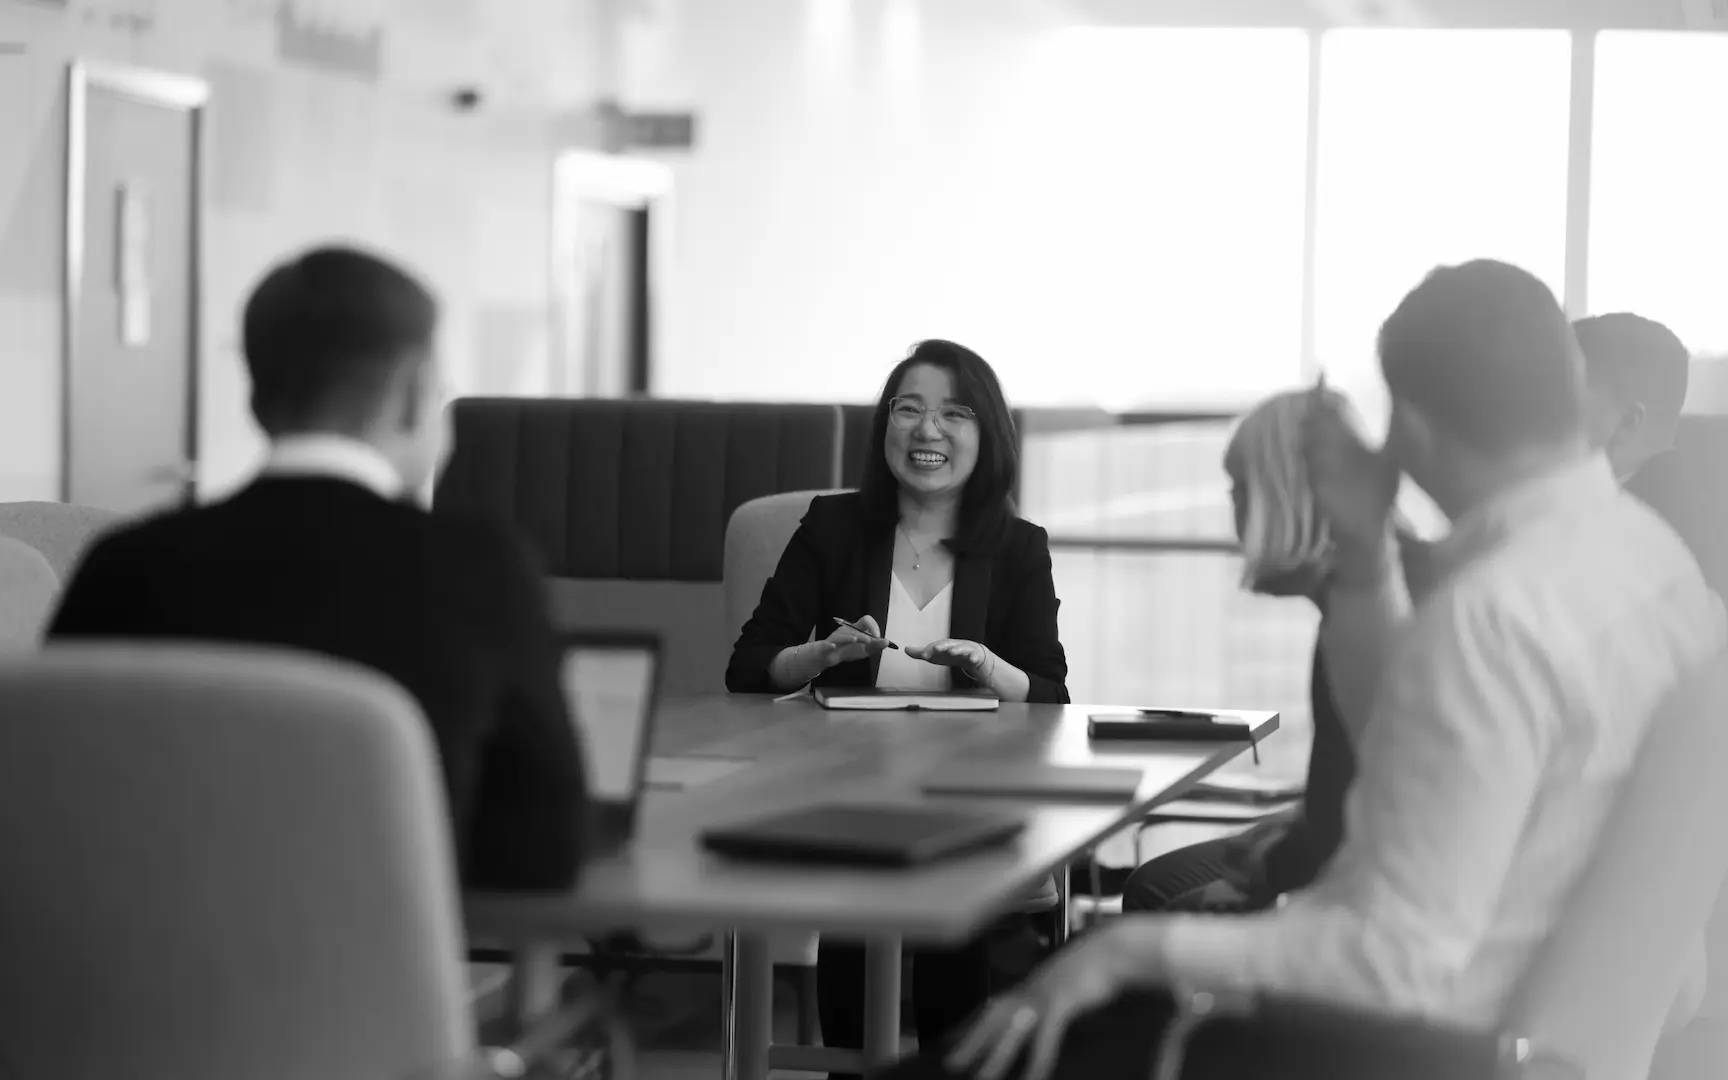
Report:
1154,990,1581,1080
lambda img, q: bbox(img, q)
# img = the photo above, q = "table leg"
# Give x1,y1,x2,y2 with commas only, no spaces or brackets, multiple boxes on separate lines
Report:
1054,860,1073,945
861,937,904,1069
505,942,563,1028
722,930,773,1080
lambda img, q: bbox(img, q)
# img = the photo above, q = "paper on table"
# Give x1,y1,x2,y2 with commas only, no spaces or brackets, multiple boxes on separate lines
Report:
1192,772,1305,798
644,756,750,792
774,684,814,703
1150,797,1300,822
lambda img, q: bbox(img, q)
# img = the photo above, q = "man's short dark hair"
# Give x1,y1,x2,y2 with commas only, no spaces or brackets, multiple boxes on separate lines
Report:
1573,313,1691,432
1378,259,1584,454
242,246,437,436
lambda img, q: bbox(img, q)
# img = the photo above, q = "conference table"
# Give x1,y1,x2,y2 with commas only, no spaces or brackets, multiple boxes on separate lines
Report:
466,693,1278,1080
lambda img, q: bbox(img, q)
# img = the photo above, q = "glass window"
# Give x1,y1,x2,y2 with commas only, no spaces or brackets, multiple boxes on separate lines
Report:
1312,30,1573,431
965,28,1312,409
1053,548,1318,755
1589,32,1728,359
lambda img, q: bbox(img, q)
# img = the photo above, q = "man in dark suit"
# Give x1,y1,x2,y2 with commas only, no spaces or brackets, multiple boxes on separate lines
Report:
50,245,587,892
1575,313,1726,596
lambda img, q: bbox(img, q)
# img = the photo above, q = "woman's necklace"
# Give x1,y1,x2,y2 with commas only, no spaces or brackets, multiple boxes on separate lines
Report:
899,525,933,570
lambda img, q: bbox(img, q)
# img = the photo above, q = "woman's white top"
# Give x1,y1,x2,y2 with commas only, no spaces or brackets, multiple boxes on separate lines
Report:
877,571,1060,912
874,573,954,690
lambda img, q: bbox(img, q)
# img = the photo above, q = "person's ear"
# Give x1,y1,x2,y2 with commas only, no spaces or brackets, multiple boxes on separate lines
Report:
1617,402,1648,441
1386,399,1432,469
391,359,429,432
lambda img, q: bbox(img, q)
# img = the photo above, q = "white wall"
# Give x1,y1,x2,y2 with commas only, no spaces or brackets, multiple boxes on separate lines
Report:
0,0,607,503
626,0,1314,410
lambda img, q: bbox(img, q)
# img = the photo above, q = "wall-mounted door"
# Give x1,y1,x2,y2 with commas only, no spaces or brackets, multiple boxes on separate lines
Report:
552,152,671,398
64,63,205,514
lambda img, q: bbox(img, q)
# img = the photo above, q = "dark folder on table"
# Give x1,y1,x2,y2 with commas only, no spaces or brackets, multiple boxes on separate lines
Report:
701,802,1025,867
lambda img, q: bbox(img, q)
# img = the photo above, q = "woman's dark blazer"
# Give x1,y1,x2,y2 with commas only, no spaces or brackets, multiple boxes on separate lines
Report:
725,492,1070,704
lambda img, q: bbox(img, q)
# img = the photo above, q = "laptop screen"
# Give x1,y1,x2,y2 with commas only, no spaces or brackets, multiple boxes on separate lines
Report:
560,641,659,802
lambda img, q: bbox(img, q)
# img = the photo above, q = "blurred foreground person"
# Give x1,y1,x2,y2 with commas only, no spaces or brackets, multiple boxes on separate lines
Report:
51,245,588,892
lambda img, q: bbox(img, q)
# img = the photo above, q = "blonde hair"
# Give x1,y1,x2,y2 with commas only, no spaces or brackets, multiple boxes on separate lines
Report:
1230,389,1333,590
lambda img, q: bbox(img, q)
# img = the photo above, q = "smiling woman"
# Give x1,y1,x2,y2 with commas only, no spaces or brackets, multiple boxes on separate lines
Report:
725,339,1064,703
724,339,1070,1072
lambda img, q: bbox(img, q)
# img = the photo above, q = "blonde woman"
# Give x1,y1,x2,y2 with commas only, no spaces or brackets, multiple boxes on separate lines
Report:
1121,387,1415,914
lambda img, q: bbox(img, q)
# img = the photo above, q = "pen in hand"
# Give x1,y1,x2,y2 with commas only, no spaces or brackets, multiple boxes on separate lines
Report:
832,616,900,650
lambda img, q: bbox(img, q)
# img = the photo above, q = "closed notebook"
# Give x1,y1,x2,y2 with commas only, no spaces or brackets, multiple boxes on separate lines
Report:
813,687,999,711
920,761,1146,802
702,802,1025,867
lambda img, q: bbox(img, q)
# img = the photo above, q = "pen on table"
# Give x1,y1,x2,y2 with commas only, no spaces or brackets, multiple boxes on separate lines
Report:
832,616,900,650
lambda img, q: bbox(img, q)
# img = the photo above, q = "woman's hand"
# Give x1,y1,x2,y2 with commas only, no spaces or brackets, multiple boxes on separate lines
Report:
1216,813,1293,894
1301,383,1398,557
814,615,891,669
905,638,994,681
945,922,1143,1080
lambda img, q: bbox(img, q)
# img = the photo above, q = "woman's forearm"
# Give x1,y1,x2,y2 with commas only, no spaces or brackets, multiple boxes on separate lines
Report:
976,650,1031,703
768,643,829,690
1319,531,1412,746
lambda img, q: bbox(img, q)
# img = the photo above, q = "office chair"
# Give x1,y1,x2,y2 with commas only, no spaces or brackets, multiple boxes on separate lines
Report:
0,500,122,581
0,534,57,653
0,644,630,1080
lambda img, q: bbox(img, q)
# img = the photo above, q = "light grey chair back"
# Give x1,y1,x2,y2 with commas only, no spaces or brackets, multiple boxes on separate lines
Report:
0,644,476,1080
0,500,123,580
1508,655,1728,1080
0,535,58,653
723,490,845,637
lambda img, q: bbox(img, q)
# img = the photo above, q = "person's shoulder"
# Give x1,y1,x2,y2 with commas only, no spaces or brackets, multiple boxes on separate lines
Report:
806,490,863,522
426,509,540,575
1438,491,1696,651
81,500,211,563
796,491,867,540
1005,514,1050,544
1002,514,1052,561
421,511,551,636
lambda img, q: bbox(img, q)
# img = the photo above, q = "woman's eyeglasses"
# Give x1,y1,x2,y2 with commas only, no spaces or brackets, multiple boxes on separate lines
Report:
889,397,977,433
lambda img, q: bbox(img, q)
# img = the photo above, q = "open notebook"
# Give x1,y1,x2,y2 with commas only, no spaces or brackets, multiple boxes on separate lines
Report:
813,687,1000,711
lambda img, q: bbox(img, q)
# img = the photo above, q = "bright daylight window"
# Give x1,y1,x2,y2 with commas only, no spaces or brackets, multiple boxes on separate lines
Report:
1589,31,1728,359
955,28,1311,409
1311,30,1573,433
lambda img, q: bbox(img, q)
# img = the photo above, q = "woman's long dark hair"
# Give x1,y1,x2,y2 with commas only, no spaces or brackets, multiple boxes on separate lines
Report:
858,339,1019,554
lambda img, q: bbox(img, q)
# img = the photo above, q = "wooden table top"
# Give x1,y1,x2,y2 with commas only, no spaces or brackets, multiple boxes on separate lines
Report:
466,694,1277,945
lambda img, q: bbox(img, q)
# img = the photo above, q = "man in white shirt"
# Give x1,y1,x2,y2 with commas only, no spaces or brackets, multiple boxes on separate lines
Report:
898,261,1724,1080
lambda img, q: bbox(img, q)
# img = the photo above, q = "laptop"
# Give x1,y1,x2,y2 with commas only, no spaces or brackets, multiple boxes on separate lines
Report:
558,631,662,853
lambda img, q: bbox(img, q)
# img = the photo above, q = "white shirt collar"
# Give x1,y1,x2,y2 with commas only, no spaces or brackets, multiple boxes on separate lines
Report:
261,434,404,500
1434,452,1618,574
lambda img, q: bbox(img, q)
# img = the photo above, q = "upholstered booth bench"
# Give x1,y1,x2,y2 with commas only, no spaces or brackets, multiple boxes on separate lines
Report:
434,398,846,694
